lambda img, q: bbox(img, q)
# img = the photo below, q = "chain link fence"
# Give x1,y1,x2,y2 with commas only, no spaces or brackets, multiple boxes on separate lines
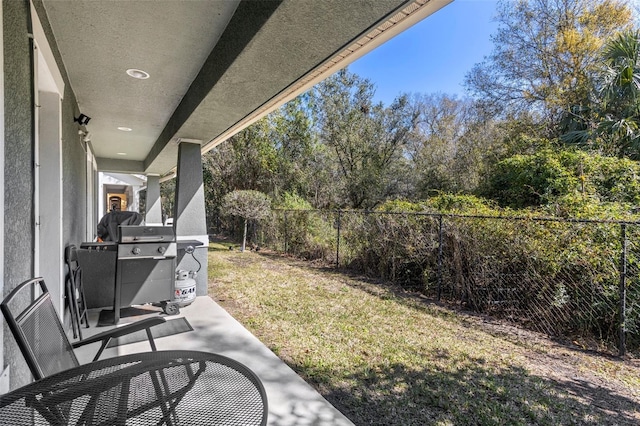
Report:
246,209,640,355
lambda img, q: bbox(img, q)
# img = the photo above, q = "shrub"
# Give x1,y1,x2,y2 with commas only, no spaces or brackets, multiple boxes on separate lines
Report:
423,193,499,214
484,149,640,209
267,193,335,260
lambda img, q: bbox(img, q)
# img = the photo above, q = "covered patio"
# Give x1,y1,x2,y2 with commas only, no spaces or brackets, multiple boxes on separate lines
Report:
0,0,453,417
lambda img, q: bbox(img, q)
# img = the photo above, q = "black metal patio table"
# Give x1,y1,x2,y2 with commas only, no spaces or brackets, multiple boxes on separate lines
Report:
0,350,267,425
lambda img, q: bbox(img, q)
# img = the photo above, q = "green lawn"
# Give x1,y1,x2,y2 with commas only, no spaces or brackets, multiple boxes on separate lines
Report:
208,242,640,425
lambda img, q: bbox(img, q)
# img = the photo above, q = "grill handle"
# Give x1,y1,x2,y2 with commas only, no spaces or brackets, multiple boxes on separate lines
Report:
132,236,165,242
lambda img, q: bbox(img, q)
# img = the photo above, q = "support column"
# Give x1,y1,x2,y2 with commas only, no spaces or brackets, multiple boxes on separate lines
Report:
174,141,208,296
145,175,162,225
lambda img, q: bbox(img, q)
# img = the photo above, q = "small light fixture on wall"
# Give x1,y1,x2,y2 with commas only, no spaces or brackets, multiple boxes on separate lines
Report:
74,113,91,126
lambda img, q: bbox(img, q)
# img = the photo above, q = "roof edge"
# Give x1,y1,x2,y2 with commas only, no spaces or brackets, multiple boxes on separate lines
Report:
200,0,454,155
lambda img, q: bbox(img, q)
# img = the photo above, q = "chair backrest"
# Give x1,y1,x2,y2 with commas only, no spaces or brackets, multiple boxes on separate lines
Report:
65,244,84,339
65,244,79,268
65,244,83,300
1,278,79,380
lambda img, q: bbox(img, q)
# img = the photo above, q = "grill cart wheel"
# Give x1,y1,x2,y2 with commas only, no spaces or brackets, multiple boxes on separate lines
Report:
163,302,180,315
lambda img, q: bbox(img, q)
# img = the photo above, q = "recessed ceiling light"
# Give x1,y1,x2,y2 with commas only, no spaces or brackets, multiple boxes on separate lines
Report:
117,152,127,156
117,127,133,132
126,69,150,79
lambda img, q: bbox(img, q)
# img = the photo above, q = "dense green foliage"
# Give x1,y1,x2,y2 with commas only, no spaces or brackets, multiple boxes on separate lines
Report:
264,192,335,260
484,148,640,209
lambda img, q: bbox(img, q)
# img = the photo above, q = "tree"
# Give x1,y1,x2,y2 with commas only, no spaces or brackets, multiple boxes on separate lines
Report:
228,119,279,193
221,190,271,252
311,69,419,208
563,30,640,158
203,97,327,227
160,178,175,223
465,0,634,136
406,94,483,195
402,93,536,197
269,96,316,200
599,30,640,158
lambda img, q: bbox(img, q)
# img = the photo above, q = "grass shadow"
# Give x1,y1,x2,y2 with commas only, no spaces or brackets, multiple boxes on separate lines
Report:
292,348,640,425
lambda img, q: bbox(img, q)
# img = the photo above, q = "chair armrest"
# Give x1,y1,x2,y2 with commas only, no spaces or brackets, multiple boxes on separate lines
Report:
72,317,166,348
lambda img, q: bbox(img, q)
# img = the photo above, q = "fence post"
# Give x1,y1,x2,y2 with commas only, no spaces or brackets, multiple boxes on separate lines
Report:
437,214,443,301
619,223,628,357
336,210,341,268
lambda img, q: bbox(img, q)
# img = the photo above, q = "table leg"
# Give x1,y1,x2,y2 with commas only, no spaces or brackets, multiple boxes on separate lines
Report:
114,260,122,324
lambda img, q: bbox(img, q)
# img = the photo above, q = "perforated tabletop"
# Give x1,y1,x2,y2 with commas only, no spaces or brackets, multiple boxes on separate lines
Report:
0,350,267,425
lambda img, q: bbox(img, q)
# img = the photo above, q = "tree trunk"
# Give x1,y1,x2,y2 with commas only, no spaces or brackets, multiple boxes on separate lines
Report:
241,218,248,252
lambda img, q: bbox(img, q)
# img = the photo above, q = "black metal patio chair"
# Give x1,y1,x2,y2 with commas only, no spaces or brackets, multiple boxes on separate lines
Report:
65,244,89,340
1,277,166,380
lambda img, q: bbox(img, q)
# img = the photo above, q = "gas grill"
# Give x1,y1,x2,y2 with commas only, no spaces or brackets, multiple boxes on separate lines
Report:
118,225,176,258
113,225,179,323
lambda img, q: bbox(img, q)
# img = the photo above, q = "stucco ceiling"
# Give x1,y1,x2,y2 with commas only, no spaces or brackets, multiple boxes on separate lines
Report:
40,0,452,178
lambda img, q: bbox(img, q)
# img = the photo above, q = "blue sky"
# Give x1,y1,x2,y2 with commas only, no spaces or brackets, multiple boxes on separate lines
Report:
350,0,499,105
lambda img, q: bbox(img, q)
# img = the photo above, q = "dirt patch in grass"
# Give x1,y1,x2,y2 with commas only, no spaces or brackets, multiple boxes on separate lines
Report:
209,246,640,425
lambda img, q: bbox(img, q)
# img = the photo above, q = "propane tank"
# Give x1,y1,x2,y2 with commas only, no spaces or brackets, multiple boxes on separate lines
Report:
174,269,197,307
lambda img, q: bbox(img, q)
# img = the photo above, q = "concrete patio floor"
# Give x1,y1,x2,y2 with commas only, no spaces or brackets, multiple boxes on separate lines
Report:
74,296,354,426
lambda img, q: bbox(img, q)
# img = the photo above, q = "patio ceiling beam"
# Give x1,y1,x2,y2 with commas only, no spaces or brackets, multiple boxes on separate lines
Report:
143,0,283,176
96,158,145,174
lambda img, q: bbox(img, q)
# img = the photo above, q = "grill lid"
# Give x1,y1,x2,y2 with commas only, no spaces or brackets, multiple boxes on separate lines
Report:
119,226,176,243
